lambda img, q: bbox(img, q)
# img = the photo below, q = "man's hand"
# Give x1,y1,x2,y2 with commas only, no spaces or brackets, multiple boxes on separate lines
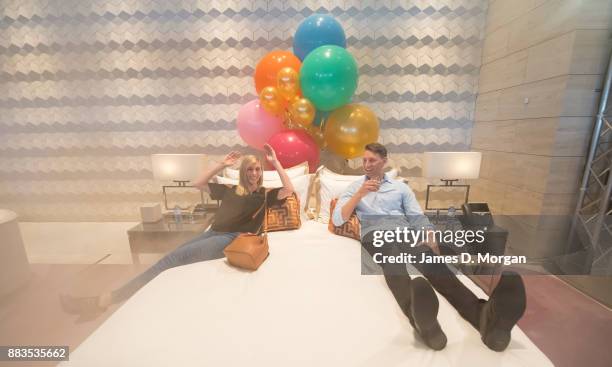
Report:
356,179,380,198
421,230,440,255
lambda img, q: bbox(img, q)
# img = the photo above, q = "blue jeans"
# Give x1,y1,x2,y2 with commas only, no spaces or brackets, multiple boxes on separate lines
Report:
111,230,240,303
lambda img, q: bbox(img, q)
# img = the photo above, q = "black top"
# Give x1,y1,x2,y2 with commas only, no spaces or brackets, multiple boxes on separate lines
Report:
208,183,285,233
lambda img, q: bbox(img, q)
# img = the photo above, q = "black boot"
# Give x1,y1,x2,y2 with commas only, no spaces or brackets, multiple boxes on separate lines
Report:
479,271,526,351
408,277,447,351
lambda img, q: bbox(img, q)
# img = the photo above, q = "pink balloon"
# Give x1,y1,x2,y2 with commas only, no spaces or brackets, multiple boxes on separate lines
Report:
237,99,285,151
267,130,320,173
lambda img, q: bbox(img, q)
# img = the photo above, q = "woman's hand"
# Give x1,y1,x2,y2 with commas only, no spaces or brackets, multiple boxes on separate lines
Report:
222,151,241,167
263,144,278,163
265,143,294,199
193,151,240,191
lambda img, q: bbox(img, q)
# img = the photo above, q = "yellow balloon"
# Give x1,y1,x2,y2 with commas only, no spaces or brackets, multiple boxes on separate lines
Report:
289,98,316,127
259,86,284,116
276,67,300,101
324,104,380,159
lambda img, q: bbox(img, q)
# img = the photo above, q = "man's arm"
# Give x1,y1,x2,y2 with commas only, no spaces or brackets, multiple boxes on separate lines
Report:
332,182,357,226
401,183,439,254
401,184,427,217
339,194,362,223
332,179,380,226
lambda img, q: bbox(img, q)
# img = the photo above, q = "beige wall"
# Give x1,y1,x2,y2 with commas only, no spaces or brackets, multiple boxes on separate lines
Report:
471,0,612,258
0,1,487,221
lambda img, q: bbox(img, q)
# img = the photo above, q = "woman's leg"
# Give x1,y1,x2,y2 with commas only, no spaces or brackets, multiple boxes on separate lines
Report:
110,230,239,304
175,228,218,249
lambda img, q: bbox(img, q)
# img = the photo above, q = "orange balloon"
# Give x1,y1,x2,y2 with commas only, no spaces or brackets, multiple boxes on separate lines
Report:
324,104,379,159
289,98,316,127
254,51,301,94
277,67,300,101
259,86,285,116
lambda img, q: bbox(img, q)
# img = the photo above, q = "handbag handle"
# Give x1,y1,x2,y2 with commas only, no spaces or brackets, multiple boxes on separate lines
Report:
262,189,268,236
250,189,268,236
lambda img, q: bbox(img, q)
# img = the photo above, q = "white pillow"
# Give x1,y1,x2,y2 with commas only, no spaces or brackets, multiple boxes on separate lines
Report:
318,167,362,181
214,174,313,220
317,167,398,223
224,161,309,180
319,166,398,181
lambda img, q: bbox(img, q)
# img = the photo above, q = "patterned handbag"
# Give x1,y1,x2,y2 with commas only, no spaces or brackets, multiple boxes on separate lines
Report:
265,192,301,232
328,198,361,240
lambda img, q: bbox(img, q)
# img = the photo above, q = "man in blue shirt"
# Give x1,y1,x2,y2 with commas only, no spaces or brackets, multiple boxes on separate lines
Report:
332,143,526,352
331,159,434,239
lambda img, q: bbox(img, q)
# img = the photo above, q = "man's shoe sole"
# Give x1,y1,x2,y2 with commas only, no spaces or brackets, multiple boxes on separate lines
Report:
410,277,447,351
480,271,526,352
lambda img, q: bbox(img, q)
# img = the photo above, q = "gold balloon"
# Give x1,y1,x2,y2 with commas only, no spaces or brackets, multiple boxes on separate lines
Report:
259,86,284,116
324,104,380,159
289,98,316,127
276,67,300,101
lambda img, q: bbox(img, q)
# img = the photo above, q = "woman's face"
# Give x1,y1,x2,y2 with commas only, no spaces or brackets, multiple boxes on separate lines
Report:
245,162,262,186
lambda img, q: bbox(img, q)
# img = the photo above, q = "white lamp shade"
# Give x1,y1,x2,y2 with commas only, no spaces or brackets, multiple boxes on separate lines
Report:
151,154,207,182
423,152,482,179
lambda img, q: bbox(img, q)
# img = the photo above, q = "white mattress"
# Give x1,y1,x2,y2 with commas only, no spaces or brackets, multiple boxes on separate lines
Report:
61,221,552,367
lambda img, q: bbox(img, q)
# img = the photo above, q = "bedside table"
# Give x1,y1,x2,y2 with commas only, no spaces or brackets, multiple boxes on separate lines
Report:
127,212,216,265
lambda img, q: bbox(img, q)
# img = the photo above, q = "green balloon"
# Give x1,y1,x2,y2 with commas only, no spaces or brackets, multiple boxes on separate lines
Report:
299,45,358,111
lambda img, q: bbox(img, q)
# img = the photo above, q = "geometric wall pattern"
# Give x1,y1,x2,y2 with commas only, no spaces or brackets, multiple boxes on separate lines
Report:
0,0,487,220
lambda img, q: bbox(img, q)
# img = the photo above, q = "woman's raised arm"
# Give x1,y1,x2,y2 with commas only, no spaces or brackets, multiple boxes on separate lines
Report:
263,144,294,200
192,151,241,192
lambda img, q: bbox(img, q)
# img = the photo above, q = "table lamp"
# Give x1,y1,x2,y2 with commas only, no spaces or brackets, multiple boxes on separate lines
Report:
151,154,208,210
423,151,482,211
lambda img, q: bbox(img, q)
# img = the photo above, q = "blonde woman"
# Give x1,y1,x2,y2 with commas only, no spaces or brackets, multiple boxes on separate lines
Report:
61,144,294,314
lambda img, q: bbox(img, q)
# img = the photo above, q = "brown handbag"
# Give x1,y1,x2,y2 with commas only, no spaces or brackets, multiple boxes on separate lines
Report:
223,191,269,271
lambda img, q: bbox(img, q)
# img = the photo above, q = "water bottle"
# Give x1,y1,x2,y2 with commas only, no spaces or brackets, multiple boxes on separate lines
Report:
173,205,183,224
446,206,461,231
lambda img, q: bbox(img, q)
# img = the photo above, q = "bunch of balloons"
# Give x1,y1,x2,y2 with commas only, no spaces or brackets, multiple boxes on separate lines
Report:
236,14,381,170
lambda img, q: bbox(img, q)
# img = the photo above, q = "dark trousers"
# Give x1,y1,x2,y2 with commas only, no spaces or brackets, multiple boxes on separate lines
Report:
361,232,484,329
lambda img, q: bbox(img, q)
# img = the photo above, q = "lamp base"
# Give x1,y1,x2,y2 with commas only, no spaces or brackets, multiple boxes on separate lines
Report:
173,180,190,187
440,179,459,186
162,181,205,211
425,178,470,211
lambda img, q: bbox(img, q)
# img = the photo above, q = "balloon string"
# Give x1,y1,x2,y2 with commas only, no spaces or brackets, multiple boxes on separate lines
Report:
285,107,294,129
318,117,327,132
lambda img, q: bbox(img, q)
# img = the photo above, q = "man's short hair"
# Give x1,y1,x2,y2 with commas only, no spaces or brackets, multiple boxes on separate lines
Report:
364,142,388,159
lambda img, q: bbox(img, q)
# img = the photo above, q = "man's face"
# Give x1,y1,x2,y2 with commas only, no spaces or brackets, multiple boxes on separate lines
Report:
362,150,386,178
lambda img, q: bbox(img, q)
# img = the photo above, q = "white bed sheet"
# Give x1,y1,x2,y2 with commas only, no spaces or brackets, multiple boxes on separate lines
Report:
61,221,552,367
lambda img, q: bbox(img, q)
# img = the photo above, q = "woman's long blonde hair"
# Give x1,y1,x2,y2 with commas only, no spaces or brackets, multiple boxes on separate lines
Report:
235,155,264,196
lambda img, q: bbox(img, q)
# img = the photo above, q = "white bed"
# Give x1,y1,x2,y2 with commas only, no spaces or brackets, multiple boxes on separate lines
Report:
61,221,552,367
